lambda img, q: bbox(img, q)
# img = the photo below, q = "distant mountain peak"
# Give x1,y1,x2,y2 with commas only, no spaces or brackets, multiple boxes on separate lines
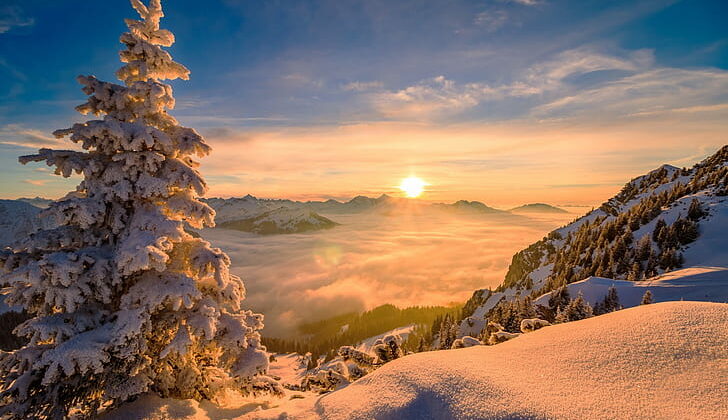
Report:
509,203,568,214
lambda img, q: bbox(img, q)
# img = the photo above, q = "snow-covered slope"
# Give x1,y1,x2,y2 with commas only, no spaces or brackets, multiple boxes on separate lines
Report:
0,199,43,247
463,145,728,324
533,266,728,307
16,197,54,208
217,207,338,235
248,302,727,420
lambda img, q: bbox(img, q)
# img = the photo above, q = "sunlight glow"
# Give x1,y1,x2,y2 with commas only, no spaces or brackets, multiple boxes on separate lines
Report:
399,176,426,198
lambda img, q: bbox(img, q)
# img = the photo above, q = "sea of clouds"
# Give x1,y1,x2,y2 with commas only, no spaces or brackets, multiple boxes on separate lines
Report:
201,211,575,337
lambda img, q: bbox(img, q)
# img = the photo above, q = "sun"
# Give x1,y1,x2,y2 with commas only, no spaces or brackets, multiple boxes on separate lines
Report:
399,176,426,198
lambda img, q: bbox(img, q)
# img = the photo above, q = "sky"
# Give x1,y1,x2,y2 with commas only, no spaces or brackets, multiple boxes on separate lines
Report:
1,0,727,207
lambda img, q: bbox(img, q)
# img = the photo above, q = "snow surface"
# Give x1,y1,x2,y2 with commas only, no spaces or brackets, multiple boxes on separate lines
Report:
267,353,309,387
0,199,42,247
247,301,728,420
107,301,728,419
534,266,728,308
355,325,416,353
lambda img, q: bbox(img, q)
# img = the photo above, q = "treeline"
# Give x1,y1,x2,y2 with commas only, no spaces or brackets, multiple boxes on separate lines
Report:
263,303,461,363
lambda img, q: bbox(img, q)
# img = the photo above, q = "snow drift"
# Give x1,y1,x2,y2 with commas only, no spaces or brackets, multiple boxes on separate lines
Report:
248,301,728,420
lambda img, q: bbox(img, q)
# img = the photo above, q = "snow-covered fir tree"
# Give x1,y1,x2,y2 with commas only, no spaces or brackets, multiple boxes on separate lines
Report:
555,292,593,323
594,285,621,315
0,1,278,418
641,290,654,305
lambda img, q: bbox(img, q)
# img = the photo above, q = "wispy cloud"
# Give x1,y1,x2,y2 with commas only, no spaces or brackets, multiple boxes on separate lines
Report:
0,5,34,34
358,47,728,123
473,10,509,33
341,81,384,92
534,67,728,119
23,179,50,186
0,124,65,149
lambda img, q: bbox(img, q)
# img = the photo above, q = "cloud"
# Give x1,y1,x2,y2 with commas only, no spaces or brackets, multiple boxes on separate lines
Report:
0,124,66,149
0,5,34,34
358,47,728,123
367,75,542,119
341,81,384,92
534,67,728,119
473,10,509,32
23,179,50,186
509,0,542,5
201,211,573,336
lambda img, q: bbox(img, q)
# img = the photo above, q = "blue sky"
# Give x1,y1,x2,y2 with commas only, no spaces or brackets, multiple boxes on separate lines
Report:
1,0,727,205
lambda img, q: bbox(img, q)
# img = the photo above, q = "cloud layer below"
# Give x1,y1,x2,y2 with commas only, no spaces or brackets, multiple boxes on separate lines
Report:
201,211,575,336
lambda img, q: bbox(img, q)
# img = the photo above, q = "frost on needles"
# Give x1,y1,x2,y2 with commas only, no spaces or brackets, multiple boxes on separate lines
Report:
0,1,280,418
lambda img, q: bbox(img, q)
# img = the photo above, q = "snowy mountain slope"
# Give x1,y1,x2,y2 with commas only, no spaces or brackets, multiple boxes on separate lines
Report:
218,207,338,235
244,302,728,420
462,145,728,323
533,266,728,308
0,199,43,247
509,203,568,214
430,200,506,215
355,325,416,353
16,197,54,208
268,354,310,388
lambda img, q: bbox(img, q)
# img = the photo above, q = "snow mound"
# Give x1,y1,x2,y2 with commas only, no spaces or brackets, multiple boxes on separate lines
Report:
248,301,727,420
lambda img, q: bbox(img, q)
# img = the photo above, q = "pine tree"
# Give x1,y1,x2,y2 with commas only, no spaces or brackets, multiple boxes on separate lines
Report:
597,286,621,314
548,285,571,313
627,262,642,282
0,2,277,418
653,219,667,242
555,292,593,323
640,290,653,305
635,235,652,261
687,198,706,220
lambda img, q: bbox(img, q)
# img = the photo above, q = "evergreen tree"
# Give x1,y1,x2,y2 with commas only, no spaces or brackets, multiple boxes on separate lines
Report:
635,235,652,261
640,290,653,305
548,285,571,313
595,286,621,315
627,262,642,282
555,292,593,323
687,198,706,220
0,2,277,418
652,219,667,241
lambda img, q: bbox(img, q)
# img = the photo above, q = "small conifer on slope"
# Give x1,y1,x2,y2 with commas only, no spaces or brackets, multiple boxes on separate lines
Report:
0,1,278,418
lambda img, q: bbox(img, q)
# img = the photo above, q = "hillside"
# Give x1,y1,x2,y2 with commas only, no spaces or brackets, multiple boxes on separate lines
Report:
218,207,338,234
113,302,726,419
509,203,568,214
263,304,458,364
0,199,43,247
272,302,728,420
455,145,728,330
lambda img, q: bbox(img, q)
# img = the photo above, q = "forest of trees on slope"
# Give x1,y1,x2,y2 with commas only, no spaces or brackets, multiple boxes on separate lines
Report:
263,303,461,364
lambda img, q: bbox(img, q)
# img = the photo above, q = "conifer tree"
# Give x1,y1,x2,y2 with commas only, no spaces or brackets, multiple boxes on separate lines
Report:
548,285,571,314
0,2,277,418
555,292,593,323
687,198,705,220
641,290,654,305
